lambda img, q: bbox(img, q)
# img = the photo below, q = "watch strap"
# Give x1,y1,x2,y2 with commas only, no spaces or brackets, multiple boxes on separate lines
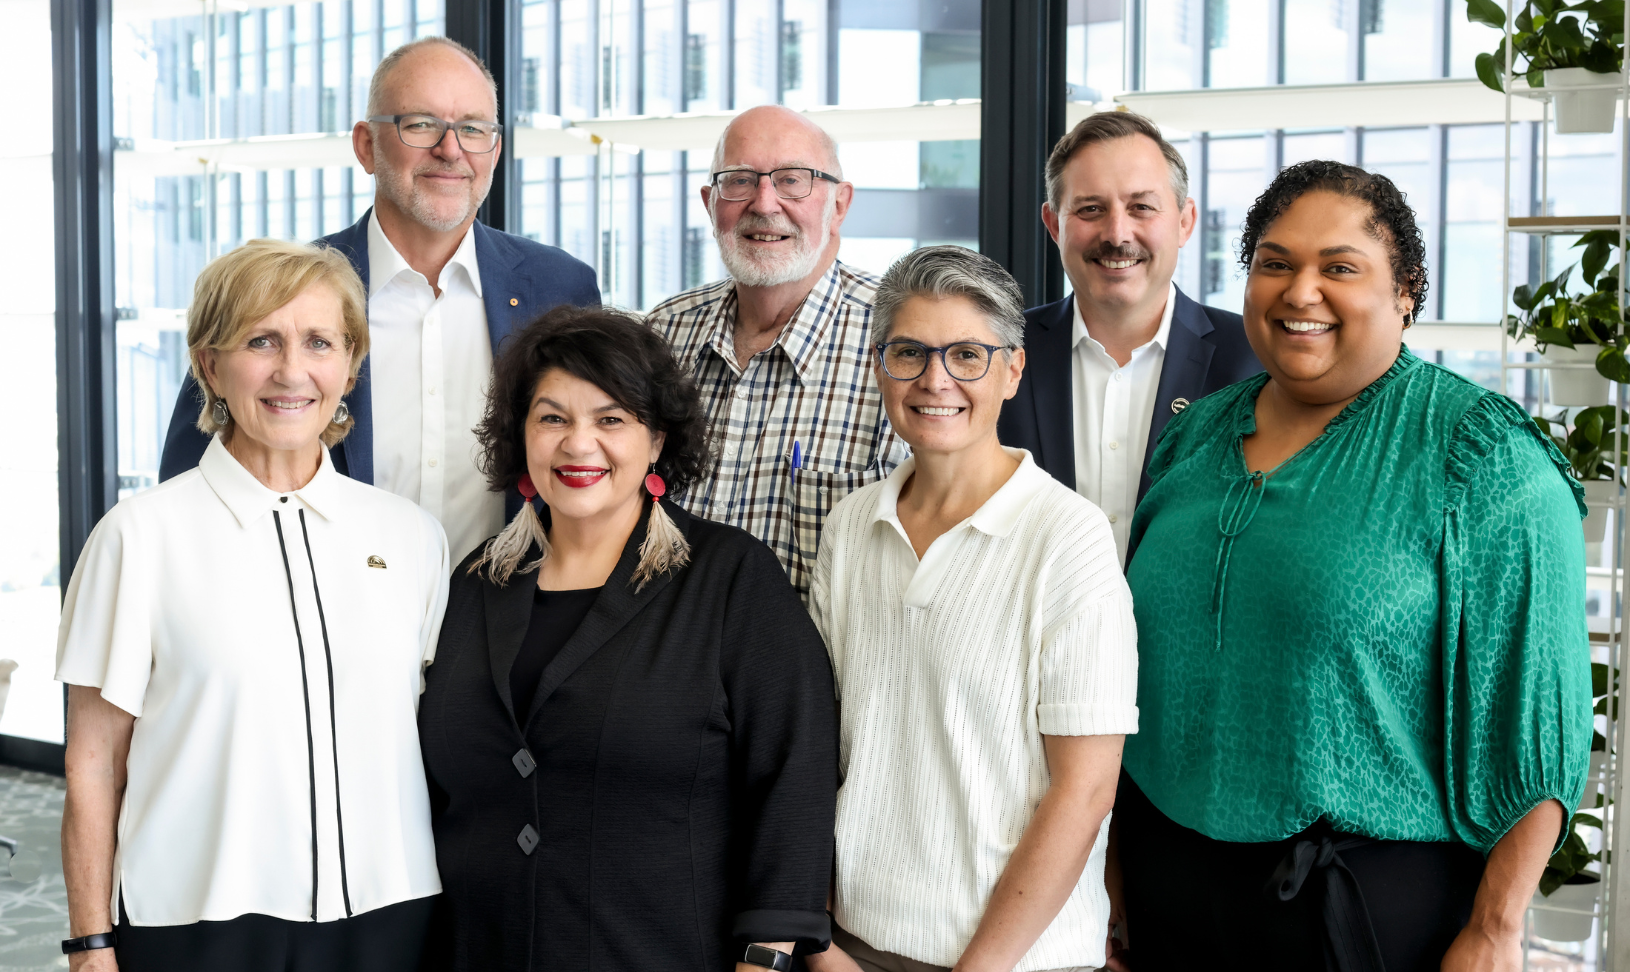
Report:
61,932,118,954
741,943,793,971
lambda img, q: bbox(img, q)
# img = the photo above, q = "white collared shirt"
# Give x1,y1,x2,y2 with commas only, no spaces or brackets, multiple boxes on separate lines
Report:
367,211,504,563
811,449,1139,971
1071,282,1175,564
56,437,449,926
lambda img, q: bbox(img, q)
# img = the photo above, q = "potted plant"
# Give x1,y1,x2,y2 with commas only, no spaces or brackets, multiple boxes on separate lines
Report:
1468,0,1625,133
1507,231,1628,405
1529,660,1614,941
1534,403,1625,539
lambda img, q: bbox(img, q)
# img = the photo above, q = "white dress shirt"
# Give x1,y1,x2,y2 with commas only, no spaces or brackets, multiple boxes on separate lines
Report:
1071,282,1175,564
811,449,1139,971
367,211,504,564
57,436,449,926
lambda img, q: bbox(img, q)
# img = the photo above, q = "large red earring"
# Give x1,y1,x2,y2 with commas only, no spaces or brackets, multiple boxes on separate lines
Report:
517,473,538,499
644,471,666,500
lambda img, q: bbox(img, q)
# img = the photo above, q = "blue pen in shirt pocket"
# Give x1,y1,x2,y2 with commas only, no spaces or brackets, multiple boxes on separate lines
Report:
790,440,802,486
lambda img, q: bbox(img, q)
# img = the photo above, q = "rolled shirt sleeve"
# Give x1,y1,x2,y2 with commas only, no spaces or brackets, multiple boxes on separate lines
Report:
1442,397,1592,854
1037,561,1140,737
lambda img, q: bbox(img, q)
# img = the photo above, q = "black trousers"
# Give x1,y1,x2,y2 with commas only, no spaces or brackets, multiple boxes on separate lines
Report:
115,894,436,972
1116,774,1484,972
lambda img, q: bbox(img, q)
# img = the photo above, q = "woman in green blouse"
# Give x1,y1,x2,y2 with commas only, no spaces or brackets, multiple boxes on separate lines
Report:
1118,160,1590,972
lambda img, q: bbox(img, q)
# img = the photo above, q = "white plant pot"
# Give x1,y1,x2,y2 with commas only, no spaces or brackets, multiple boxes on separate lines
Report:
1547,67,1620,135
1584,480,1617,543
1531,876,1601,942
1544,344,1611,406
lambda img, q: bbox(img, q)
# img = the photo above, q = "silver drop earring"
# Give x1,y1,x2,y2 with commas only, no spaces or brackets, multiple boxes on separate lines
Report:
211,399,230,426
333,400,351,424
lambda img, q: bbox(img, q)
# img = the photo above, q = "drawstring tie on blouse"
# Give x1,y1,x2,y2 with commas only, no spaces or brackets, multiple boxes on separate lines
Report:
1212,470,1266,650
1264,834,1385,972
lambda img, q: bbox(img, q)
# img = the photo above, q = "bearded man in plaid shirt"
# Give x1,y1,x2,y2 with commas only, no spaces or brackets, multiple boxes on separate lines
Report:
648,105,909,598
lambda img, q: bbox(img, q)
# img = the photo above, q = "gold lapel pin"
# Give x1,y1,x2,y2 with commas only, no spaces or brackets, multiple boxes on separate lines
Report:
509,297,519,307
367,555,388,569
1171,397,1190,414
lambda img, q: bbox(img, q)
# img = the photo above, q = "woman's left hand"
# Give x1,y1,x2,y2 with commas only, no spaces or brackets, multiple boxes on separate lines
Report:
1440,922,1521,972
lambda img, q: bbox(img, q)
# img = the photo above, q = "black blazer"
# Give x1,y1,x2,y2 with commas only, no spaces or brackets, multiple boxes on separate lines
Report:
418,501,836,972
997,287,1263,502
157,211,600,513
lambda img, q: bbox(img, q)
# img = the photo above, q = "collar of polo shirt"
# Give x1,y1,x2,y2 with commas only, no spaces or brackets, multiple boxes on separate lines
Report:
868,448,1051,540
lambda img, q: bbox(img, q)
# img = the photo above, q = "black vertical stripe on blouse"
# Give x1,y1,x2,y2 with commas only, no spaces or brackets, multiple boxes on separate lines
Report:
509,588,601,724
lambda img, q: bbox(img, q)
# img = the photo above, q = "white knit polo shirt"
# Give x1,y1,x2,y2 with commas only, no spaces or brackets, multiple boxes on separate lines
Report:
811,449,1139,971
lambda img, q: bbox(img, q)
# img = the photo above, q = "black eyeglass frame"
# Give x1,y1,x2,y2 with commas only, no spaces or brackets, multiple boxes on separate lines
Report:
366,114,505,154
874,339,1015,383
708,167,842,201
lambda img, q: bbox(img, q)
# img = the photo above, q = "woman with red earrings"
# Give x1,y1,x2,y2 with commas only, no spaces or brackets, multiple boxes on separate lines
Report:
416,304,838,972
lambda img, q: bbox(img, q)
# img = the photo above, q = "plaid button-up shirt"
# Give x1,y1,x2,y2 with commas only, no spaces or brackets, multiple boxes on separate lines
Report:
648,260,909,596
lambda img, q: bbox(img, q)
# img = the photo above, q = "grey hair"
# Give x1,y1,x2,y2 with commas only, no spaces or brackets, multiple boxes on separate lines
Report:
710,105,843,180
1045,109,1188,211
366,37,499,120
871,245,1026,350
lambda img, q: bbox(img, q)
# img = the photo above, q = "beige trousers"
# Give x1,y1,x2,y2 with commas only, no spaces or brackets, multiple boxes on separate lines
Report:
831,925,1095,972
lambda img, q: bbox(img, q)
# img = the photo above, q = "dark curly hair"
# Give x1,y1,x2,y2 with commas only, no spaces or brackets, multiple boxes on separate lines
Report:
475,304,711,499
1237,160,1429,323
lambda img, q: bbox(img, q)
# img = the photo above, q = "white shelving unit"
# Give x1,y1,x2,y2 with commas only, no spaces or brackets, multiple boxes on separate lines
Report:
1496,3,1630,966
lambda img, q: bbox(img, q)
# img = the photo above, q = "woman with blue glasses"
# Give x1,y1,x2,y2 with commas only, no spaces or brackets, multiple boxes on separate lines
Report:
809,245,1138,972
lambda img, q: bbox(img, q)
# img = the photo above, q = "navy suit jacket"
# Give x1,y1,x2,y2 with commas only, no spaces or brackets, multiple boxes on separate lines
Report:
997,286,1263,502
159,211,600,517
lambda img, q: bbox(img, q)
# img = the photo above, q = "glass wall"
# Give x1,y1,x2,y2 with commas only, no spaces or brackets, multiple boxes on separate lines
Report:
0,0,62,744
111,0,446,500
513,0,982,311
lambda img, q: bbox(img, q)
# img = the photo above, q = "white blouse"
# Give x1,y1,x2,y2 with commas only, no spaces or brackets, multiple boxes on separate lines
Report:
56,436,449,926
811,450,1139,971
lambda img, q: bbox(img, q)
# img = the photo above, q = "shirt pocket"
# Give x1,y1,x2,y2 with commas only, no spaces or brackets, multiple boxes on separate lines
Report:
790,462,880,566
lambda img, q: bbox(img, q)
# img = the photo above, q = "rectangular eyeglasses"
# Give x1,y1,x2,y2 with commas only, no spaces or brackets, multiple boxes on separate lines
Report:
710,168,841,201
368,114,503,154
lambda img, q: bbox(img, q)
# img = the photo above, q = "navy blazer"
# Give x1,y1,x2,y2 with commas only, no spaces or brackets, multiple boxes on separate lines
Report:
997,286,1262,502
158,210,600,505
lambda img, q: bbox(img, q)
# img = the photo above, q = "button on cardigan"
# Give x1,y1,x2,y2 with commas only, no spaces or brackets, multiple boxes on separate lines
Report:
1124,349,1592,853
811,450,1139,971
56,436,450,926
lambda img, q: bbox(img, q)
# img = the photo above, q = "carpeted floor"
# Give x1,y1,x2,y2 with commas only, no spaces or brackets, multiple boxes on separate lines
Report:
0,766,67,971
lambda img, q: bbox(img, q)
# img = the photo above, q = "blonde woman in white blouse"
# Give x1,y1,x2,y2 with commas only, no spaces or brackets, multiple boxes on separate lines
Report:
809,246,1138,972
57,239,449,972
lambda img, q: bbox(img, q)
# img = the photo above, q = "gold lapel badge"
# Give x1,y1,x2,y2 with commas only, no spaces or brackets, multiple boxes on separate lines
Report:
367,555,388,569
1170,397,1190,414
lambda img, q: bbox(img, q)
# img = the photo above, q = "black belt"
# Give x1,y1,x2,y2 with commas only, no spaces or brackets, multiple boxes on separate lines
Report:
1265,834,1385,972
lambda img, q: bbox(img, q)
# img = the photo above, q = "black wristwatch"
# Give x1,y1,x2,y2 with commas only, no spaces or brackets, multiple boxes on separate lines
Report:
741,943,793,970
61,931,118,954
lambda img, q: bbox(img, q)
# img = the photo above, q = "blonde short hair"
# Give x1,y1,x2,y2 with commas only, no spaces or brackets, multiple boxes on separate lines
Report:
188,238,369,448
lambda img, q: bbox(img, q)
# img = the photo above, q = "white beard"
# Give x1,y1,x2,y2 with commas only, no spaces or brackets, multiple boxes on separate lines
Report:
714,190,836,288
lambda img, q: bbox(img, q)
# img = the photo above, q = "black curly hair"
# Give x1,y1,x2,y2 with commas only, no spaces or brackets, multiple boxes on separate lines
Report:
1237,160,1429,323
475,304,711,499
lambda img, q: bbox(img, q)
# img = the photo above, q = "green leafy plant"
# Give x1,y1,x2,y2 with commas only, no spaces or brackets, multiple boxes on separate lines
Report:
1468,0,1626,93
1592,661,1619,752
1507,231,1630,382
1534,404,1629,481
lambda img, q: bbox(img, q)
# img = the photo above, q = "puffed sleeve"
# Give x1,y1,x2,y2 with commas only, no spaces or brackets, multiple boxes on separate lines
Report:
720,538,837,952
1037,501,1140,737
416,510,451,693
1442,395,1592,854
55,503,154,717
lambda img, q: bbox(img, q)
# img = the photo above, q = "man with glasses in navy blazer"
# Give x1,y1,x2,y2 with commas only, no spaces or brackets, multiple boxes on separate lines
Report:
998,111,1260,569
159,36,598,562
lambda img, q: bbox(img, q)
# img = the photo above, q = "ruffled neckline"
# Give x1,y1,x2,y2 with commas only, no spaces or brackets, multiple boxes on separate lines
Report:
1234,345,1420,437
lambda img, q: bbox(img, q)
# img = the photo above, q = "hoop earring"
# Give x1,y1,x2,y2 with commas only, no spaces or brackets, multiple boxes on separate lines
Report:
333,400,351,424
211,399,230,426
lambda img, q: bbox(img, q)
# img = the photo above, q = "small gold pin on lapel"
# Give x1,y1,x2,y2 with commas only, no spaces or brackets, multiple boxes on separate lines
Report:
1171,397,1190,414
367,555,388,569
509,297,519,307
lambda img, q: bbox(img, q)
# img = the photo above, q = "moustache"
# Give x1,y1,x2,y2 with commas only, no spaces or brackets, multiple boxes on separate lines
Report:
413,163,476,179
1083,242,1152,262
734,215,802,239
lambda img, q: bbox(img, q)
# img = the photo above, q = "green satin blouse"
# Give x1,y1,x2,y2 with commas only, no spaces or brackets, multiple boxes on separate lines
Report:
1124,348,1591,854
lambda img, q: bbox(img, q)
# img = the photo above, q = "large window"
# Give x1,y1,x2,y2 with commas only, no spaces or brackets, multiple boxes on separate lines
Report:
0,0,61,745
514,0,983,310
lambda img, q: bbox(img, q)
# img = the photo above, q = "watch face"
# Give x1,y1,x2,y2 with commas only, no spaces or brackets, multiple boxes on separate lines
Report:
743,943,787,969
